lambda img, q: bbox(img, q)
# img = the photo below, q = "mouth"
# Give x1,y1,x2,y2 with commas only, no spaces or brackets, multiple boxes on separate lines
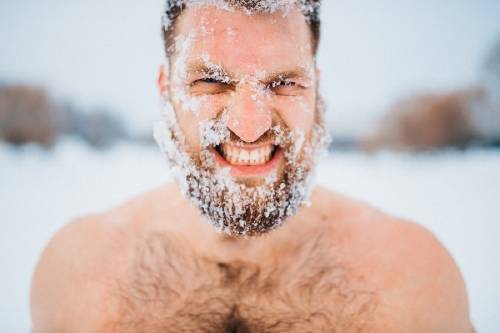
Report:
211,142,282,176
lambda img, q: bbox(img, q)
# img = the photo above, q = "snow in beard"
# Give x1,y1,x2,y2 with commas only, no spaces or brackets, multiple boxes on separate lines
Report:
154,17,329,236
154,99,328,236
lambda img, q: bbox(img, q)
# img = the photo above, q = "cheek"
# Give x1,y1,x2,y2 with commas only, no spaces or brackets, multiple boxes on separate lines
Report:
173,96,225,151
275,95,315,134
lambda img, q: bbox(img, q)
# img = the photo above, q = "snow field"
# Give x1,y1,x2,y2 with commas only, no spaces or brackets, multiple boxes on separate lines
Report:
1,141,499,332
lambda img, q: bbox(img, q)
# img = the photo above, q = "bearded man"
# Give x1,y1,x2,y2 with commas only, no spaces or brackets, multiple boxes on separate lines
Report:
31,1,474,332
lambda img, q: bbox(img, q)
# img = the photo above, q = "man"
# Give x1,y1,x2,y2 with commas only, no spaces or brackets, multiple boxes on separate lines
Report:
31,1,474,332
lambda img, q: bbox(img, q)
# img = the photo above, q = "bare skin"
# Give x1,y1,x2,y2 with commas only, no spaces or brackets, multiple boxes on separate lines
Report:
31,184,473,332
31,4,474,332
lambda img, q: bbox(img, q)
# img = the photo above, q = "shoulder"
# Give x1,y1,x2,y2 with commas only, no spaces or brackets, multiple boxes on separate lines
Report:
313,186,474,332
30,212,125,331
374,219,473,332
30,183,182,332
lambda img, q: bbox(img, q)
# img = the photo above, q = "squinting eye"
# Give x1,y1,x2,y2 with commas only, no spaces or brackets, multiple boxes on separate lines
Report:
189,78,231,95
269,80,301,96
271,80,295,87
198,77,220,84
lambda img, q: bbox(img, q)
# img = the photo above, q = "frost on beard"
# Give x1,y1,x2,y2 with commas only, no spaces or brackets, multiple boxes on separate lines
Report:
155,0,327,236
154,96,329,237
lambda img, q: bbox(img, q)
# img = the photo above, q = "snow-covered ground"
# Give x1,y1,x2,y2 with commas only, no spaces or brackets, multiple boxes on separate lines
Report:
1,140,499,332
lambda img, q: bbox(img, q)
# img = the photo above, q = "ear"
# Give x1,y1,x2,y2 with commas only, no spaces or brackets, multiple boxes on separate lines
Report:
157,64,169,96
314,67,321,93
315,67,321,82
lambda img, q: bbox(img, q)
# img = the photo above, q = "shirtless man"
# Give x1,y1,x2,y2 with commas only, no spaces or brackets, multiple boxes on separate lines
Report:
31,1,474,332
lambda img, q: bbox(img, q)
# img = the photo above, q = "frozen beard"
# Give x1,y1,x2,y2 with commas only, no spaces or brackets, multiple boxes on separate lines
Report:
154,98,329,236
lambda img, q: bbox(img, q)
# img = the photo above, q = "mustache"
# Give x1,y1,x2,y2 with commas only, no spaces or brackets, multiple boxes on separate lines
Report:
225,128,283,146
205,126,294,150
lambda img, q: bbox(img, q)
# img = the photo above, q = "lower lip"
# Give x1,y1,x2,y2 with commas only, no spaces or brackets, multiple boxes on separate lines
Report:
211,147,283,177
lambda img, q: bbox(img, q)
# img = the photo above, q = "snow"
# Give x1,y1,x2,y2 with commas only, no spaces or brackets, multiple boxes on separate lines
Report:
1,140,499,331
199,110,230,148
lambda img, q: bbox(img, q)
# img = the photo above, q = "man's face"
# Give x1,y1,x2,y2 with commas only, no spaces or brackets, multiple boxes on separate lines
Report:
155,4,328,236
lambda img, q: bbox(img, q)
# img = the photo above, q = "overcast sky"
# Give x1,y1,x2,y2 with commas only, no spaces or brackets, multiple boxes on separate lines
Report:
1,0,499,135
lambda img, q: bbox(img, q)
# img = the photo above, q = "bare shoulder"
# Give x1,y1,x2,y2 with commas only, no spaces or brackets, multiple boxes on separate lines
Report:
312,186,474,332
30,183,181,332
30,205,136,331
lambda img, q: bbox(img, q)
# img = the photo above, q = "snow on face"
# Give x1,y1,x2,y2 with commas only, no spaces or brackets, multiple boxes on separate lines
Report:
154,2,328,236
170,34,207,114
154,96,329,236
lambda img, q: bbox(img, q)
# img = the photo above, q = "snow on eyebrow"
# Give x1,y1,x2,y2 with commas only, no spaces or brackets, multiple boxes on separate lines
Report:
168,27,315,117
247,66,314,87
196,52,233,83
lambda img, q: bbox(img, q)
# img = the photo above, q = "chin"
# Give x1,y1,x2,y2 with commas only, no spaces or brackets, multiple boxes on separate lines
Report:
182,145,315,236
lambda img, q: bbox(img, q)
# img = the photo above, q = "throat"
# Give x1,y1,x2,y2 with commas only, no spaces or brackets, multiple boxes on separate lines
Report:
209,231,260,258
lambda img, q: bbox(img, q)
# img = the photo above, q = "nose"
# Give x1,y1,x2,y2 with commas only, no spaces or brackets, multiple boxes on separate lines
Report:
227,85,272,143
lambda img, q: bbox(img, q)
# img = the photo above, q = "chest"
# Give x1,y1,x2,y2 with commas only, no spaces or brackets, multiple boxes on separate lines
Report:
107,233,379,332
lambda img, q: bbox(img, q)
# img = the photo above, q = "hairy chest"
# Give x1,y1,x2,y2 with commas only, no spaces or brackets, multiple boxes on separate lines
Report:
106,233,379,333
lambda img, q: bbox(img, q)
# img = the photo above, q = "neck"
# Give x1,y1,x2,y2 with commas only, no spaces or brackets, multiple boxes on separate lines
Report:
171,182,318,261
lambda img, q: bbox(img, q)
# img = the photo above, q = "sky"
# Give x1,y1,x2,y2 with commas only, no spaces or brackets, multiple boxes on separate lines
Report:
1,0,499,136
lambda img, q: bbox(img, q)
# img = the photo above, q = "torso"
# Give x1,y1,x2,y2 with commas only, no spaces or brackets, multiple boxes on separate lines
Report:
33,185,472,333
106,230,380,332
95,185,390,333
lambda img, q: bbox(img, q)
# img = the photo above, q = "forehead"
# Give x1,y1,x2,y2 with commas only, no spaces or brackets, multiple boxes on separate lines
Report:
173,5,314,74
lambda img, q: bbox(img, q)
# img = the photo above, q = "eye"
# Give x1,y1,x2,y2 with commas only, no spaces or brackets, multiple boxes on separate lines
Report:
269,79,302,96
190,77,232,95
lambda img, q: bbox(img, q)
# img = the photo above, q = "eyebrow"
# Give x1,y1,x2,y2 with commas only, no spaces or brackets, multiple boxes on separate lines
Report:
186,58,312,85
261,68,312,85
186,60,234,79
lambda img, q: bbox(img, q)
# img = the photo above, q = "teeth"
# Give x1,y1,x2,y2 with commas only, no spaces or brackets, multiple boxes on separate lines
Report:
250,150,259,162
221,143,275,166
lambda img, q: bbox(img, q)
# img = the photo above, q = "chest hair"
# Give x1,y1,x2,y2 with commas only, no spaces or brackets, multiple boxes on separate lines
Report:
107,232,379,333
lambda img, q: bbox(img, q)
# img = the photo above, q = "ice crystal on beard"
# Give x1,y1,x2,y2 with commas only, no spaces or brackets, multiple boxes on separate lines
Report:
154,96,329,237
199,110,230,148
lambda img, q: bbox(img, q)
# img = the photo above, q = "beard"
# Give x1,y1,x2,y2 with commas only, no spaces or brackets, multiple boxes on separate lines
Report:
154,99,329,236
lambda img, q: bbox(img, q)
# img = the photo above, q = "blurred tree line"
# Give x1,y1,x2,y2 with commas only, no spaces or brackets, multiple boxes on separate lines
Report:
0,84,149,149
0,85,59,147
1,38,500,152
363,38,500,151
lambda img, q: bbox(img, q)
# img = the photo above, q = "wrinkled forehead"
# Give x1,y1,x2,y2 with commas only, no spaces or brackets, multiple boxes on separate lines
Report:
172,4,314,75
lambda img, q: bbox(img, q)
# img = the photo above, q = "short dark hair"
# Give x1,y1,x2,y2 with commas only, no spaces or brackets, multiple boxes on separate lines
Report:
161,0,321,56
